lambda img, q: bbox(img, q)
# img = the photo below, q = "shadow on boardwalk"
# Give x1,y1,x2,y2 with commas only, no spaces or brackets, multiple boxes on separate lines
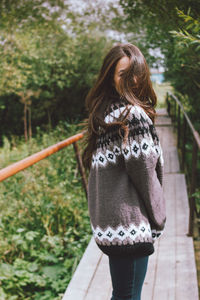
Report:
63,107,199,300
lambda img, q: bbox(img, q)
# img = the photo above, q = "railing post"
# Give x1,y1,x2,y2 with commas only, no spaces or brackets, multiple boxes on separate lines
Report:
166,92,169,115
174,101,176,125
73,141,88,199
177,105,181,148
181,117,187,172
188,138,198,236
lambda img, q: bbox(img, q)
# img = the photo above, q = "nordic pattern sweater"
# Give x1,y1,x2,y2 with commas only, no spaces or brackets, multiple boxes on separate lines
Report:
87,100,166,257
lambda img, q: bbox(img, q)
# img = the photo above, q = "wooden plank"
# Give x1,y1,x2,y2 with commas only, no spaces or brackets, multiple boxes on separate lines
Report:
144,174,198,300
106,285,112,300
156,108,168,115
62,237,102,300
163,173,176,237
176,236,199,299
141,238,159,300
170,147,180,173
85,254,111,300
153,236,176,300
143,174,177,299
157,127,177,149
62,110,199,300
175,174,190,236
163,147,180,174
155,115,172,126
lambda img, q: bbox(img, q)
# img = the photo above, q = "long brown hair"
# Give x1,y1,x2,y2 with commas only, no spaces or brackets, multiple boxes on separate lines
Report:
80,43,158,172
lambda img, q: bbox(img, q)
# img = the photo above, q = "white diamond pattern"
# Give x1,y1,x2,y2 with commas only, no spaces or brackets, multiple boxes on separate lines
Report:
130,140,141,158
91,221,157,243
92,137,163,169
96,152,107,167
115,225,129,241
151,229,164,241
104,104,153,125
94,226,105,241
113,145,121,156
126,223,140,239
122,146,131,159
104,227,117,242
105,149,116,163
141,138,151,156
91,153,98,168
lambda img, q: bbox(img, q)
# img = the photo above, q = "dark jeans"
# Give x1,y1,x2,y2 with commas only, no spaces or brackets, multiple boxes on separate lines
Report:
108,255,149,300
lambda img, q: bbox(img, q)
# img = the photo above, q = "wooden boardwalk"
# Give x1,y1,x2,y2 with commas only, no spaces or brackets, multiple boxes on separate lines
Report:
62,108,199,300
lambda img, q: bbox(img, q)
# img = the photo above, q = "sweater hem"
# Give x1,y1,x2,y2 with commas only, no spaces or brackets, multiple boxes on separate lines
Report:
96,241,155,258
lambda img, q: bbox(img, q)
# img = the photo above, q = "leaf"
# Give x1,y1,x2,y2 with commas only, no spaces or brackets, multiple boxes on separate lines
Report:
38,252,59,263
0,263,14,279
28,262,38,272
25,231,39,241
41,264,65,280
16,228,25,233
0,287,7,300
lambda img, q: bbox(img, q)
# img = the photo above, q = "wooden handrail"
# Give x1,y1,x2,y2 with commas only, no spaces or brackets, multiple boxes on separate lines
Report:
166,92,200,237
167,92,200,149
0,130,86,182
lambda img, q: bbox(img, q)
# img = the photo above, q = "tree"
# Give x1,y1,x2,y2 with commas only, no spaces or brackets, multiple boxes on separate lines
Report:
0,0,117,141
119,0,200,123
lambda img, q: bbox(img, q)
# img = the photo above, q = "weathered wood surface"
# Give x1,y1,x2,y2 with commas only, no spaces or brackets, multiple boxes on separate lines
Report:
62,107,199,300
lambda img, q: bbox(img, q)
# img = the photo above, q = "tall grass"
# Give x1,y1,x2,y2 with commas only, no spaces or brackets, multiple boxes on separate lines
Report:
152,81,174,107
0,121,92,300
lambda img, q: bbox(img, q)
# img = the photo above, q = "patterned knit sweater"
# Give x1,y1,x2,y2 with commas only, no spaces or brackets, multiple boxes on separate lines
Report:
87,100,166,257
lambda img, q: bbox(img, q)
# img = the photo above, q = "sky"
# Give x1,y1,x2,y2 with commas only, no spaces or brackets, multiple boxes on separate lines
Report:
47,0,165,71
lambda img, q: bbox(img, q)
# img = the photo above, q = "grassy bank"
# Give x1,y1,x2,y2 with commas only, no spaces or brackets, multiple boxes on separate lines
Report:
152,81,174,108
0,121,92,300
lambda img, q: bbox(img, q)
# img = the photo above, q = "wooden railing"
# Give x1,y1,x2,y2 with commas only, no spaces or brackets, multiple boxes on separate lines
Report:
166,92,200,237
0,130,88,197
1,93,199,237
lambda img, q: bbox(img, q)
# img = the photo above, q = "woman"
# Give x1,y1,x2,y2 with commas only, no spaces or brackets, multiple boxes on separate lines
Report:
81,43,166,300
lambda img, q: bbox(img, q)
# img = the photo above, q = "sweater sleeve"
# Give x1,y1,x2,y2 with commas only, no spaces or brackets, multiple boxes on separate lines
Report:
120,105,166,232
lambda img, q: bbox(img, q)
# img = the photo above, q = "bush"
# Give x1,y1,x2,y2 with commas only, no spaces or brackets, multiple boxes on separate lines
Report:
0,122,91,299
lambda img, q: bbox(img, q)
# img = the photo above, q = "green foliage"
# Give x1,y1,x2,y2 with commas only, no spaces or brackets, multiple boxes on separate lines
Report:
0,122,92,299
0,0,114,142
170,9,200,49
193,188,200,215
152,82,174,107
119,1,200,128
120,0,199,48
165,10,200,127
169,8,200,75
